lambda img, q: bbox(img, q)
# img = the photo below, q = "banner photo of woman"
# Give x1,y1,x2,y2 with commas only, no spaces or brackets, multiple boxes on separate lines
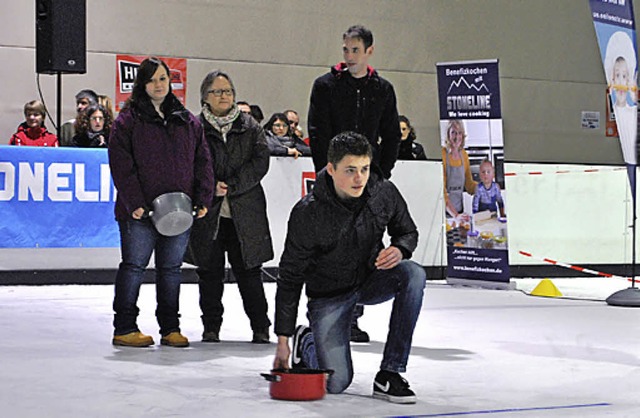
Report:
436,59,510,286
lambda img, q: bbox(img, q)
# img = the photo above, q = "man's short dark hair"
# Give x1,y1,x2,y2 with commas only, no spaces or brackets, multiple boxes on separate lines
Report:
75,89,98,105
328,131,373,166
250,104,264,123
343,25,374,51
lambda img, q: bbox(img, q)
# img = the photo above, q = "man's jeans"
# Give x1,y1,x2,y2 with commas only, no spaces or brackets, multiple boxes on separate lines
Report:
301,260,426,393
113,219,190,336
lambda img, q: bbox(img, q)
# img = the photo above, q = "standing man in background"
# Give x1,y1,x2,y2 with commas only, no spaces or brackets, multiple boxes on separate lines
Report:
307,24,401,341
59,89,99,146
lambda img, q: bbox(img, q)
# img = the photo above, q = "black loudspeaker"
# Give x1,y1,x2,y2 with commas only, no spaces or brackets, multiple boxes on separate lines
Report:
36,0,86,74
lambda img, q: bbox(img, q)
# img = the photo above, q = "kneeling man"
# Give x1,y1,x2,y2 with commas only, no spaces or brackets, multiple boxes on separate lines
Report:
273,131,426,403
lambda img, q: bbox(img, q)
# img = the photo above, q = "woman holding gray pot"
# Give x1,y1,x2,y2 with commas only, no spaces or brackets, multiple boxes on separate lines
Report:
185,70,274,344
108,57,214,348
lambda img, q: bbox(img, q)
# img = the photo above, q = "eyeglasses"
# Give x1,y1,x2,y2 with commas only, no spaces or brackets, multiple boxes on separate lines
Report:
272,123,288,129
90,116,104,122
208,89,234,97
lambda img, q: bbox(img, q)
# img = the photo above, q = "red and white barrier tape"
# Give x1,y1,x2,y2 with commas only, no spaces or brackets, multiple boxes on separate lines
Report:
518,250,633,281
505,167,626,177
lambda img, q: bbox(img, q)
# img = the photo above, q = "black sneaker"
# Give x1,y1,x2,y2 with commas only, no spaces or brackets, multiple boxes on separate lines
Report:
291,325,311,369
372,370,417,404
350,324,370,343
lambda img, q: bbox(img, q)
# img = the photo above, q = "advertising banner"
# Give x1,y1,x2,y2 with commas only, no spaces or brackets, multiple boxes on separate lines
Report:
0,146,119,248
436,59,510,285
589,0,637,197
115,54,187,112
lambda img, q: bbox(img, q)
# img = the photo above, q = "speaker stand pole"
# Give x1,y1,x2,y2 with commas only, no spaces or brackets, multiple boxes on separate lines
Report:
606,164,640,307
56,72,62,139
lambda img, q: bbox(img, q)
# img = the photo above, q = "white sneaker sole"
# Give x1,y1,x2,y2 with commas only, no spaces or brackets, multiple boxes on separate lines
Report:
373,391,417,404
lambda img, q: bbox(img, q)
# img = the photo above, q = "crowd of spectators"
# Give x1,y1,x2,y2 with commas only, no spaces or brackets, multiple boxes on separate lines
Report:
7,94,428,161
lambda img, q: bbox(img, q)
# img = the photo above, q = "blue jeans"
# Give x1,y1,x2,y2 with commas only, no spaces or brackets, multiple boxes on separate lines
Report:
301,260,426,393
113,219,190,336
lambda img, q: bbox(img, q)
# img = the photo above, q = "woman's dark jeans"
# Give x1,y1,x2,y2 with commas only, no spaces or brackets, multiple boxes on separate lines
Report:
197,217,271,332
113,219,190,336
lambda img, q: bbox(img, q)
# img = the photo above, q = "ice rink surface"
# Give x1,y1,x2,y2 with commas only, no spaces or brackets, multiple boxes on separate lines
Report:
0,278,638,417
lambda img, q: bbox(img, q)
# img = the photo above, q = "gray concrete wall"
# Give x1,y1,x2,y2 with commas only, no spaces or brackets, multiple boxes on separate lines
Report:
0,1,628,163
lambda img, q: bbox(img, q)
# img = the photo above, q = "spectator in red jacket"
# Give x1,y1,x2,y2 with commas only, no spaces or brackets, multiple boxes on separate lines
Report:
9,100,59,147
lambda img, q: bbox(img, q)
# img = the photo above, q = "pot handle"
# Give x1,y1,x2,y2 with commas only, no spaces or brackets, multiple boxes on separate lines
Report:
260,373,281,382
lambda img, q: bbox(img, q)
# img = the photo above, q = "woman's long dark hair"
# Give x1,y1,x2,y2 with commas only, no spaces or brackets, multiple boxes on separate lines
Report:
263,112,290,136
399,115,416,142
123,57,172,110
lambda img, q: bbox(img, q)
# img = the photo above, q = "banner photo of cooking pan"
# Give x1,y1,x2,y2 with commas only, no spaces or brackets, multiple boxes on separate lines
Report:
436,59,510,285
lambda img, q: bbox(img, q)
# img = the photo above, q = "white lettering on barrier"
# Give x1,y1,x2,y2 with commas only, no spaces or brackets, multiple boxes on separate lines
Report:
49,163,73,201
0,162,16,200
75,164,98,202
101,164,115,202
0,161,115,202
19,162,45,201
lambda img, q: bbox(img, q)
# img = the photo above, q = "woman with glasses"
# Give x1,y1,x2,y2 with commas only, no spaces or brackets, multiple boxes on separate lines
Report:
263,112,311,158
72,104,112,147
397,115,426,160
185,70,274,344
108,57,214,348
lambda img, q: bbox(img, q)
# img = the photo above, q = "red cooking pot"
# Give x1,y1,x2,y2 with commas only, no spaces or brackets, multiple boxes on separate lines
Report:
260,368,334,401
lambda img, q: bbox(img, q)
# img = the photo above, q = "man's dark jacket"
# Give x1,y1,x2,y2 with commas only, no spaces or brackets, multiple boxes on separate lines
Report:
307,63,401,178
275,168,418,336
185,112,273,270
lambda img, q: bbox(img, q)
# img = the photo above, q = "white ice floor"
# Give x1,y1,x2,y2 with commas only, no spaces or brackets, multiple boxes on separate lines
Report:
0,278,639,418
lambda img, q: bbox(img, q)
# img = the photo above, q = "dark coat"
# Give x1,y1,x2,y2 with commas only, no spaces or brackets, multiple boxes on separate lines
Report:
398,138,427,160
308,63,401,178
108,95,214,222
264,130,311,156
275,168,418,336
185,112,274,269
72,130,109,148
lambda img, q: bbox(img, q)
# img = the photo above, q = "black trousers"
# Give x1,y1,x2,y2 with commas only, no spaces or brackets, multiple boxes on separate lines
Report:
196,217,271,332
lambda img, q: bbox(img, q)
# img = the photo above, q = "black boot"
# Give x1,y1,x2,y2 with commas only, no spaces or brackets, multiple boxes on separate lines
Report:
350,323,370,343
202,324,220,343
252,327,270,344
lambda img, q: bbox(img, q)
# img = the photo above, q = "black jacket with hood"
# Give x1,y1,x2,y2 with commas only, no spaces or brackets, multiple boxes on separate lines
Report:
274,167,418,336
308,63,401,178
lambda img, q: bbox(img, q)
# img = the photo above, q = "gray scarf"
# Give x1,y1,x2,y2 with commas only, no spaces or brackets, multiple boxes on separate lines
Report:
202,104,240,141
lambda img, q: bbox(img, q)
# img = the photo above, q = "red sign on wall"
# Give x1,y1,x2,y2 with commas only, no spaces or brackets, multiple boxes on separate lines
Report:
115,55,187,112
301,171,316,198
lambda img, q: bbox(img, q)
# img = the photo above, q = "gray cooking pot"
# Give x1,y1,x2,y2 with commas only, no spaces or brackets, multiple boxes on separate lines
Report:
148,192,195,236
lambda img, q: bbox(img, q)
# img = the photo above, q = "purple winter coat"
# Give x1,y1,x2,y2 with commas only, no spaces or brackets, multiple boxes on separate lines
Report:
108,95,214,221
